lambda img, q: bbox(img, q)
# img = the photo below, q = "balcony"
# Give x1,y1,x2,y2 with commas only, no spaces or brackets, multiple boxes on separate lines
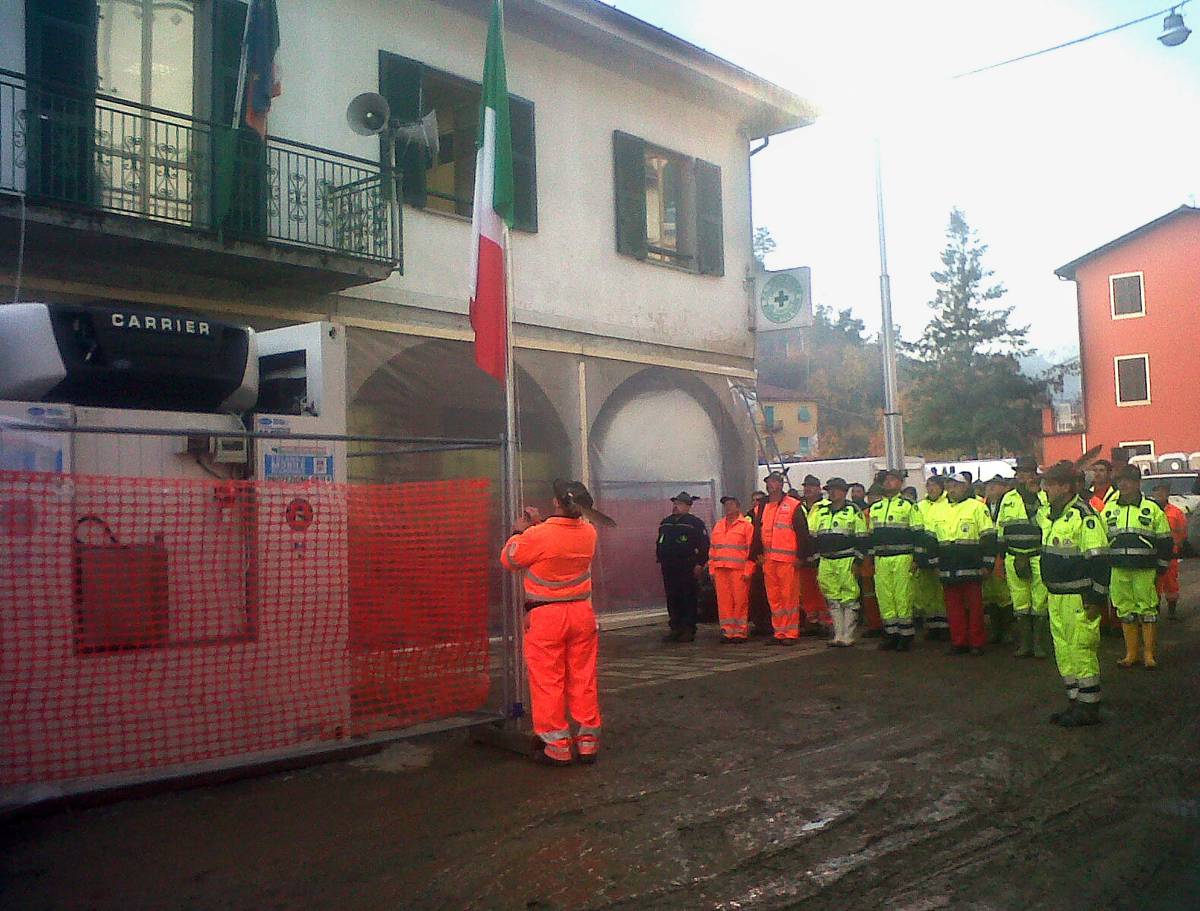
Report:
0,70,398,295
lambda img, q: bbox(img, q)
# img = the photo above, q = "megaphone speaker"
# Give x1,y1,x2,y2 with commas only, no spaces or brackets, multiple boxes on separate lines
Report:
346,92,391,136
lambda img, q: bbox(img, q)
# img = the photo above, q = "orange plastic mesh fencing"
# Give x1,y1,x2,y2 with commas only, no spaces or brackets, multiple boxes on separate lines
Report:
0,471,492,788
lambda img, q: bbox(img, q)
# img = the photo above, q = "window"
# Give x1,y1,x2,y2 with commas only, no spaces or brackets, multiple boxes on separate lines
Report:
1114,355,1150,405
1110,272,1145,318
797,436,812,455
379,51,537,231
613,131,724,275
1119,441,1154,457
797,406,812,423
762,405,775,425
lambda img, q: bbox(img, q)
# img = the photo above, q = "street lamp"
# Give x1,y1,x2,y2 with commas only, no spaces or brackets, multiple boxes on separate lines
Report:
873,139,905,474
1159,8,1191,46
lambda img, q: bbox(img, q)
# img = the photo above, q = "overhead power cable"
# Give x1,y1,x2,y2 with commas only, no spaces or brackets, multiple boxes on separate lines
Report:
954,1,1191,79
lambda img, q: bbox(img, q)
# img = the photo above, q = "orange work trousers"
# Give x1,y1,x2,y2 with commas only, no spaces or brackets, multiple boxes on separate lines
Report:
1158,560,1180,599
798,565,830,627
764,560,800,639
524,600,601,762
713,568,750,640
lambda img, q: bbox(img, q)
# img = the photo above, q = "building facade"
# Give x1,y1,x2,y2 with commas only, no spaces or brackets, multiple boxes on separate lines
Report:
756,384,818,459
0,0,815,612
1044,205,1200,468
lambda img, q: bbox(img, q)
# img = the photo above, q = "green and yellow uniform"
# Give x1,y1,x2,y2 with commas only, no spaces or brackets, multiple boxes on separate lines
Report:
1101,494,1173,667
809,501,868,645
866,494,924,645
1040,496,1110,723
997,487,1051,656
914,493,950,633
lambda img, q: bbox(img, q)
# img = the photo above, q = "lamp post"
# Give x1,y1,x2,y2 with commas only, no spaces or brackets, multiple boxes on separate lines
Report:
874,138,905,473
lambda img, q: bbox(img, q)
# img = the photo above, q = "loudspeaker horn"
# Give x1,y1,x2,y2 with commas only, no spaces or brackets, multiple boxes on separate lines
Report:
395,109,440,166
346,92,391,136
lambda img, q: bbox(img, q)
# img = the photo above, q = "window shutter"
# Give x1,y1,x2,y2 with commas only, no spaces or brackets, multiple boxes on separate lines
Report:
613,131,647,259
378,50,427,207
511,97,538,232
694,158,724,276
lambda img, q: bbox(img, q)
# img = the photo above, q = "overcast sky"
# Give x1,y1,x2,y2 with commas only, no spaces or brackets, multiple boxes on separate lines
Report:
609,0,1199,362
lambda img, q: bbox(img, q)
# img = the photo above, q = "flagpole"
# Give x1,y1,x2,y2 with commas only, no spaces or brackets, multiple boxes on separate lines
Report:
231,0,254,130
501,223,527,720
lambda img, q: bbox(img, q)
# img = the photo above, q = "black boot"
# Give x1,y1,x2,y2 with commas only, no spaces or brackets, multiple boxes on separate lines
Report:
896,635,913,652
1048,702,1077,725
1059,701,1101,727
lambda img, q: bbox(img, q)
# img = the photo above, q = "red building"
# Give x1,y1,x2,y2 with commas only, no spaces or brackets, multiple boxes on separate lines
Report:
1043,205,1200,469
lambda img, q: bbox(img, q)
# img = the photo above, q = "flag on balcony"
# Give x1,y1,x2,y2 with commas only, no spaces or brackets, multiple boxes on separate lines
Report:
243,0,281,138
469,0,515,384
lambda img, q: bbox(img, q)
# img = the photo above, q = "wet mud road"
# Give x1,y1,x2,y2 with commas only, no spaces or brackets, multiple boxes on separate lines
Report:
4,566,1200,910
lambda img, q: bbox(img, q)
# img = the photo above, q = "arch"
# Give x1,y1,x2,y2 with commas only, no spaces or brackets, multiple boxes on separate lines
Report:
347,333,572,501
589,367,745,495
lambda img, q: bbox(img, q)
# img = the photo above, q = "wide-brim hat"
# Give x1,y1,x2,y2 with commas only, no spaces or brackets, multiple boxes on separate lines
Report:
670,491,697,504
802,474,822,487
1013,456,1040,474
824,476,849,491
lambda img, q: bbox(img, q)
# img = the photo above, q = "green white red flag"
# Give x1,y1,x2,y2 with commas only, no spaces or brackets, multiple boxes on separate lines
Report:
469,0,515,384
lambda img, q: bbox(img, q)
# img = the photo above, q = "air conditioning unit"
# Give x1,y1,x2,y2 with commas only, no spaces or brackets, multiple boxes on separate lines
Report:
1157,453,1190,474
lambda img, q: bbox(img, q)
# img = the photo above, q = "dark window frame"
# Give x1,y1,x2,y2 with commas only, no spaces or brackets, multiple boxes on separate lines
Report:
378,50,538,234
612,129,724,277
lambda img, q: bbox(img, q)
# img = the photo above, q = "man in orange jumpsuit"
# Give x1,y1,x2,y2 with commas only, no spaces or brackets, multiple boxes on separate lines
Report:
1151,481,1188,621
710,495,755,642
501,481,601,766
755,471,811,644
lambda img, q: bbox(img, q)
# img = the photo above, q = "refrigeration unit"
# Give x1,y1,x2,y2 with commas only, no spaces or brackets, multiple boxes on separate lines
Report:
0,302,353,794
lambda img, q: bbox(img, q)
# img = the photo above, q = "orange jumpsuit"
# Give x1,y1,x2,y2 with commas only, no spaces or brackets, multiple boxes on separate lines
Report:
501,516,600,764
710,515,755,640
758,496,805,640
1158,502,1187,600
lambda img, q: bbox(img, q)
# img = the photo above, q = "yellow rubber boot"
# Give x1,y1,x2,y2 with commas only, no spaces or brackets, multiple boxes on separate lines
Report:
1142,622,1158,670
1117,623,1141,668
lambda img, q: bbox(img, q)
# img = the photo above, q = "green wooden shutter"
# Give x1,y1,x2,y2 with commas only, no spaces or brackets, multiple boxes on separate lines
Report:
510,96,537,232
212,0,268,238
212,0,246,125
613,130,647,259
25,0,97,204
378,50,426,207
695,158,724,276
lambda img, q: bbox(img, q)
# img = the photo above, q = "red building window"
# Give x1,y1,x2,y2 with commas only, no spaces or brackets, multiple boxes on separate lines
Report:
1115,355,1150,405
1110,273,1145,319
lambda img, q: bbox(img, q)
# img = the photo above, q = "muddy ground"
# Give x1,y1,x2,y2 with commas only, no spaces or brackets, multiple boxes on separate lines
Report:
4,565,1200,911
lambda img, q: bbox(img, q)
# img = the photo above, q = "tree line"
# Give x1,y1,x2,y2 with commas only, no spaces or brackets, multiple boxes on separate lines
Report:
756,209,1048,460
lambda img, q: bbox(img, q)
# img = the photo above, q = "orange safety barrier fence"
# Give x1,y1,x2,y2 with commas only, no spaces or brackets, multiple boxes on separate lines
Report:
0,471,492,788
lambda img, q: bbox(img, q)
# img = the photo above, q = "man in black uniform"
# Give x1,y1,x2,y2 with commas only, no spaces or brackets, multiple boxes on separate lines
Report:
657,491,710,643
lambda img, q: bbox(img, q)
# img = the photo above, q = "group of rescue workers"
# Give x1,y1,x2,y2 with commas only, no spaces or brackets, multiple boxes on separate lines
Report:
498,450,1188,764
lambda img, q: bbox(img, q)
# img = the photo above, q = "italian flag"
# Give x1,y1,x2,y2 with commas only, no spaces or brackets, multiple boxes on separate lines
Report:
469,0,515,384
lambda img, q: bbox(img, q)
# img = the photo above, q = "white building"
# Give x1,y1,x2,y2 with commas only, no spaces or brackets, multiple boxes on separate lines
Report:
0,0,815,608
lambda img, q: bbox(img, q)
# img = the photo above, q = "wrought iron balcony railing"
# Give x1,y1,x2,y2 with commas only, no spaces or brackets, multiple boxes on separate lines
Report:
0,70,397,264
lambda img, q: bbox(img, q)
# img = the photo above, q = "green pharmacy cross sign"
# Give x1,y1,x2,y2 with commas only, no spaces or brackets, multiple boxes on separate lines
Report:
757,268,811,329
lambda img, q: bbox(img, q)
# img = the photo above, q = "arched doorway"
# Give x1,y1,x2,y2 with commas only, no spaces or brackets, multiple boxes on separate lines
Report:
588,368,742,614
346,332,572,504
